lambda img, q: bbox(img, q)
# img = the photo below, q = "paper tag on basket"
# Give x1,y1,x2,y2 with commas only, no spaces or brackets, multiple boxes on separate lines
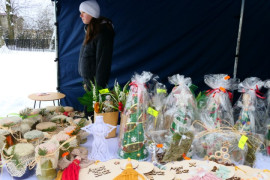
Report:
99,88,110,94
157,89,167,94
238,135,248,149
147,107,159,117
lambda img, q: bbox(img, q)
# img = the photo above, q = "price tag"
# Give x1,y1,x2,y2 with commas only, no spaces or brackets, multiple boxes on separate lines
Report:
147,107,159,117
238,135,248,150
99,89,110,94
157,89,167,94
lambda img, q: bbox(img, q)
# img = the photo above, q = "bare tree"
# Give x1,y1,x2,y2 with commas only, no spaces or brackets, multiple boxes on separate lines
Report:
35,6,54,39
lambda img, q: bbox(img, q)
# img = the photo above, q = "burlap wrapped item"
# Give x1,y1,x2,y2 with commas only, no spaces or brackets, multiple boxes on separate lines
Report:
4,143,35,179
19,123,31,135
77,130,89,144
0,116,22,132
35,139,60,178
50,115,72,124
37,108,56,122
94,111,119,138
58,147,93,170
24,130,45,145
0,135,5,150
19,107,42,125
5,154,36,179
63,106,74,112
20,119,38,127
36,122,57,132
24,130,44,140
0,129,9,136
45,106,59,112
52,132,77,158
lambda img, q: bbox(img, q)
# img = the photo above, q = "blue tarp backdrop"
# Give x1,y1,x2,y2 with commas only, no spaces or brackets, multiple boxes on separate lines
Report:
56,0,270,111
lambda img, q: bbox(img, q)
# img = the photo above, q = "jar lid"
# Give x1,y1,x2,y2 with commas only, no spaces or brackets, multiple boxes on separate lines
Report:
8,143,35,157
24,130,44,140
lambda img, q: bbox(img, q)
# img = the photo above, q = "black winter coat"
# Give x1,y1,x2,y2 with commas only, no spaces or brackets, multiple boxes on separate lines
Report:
78,22,114,88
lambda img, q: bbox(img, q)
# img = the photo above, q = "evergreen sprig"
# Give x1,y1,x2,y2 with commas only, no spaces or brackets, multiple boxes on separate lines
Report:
71,118,87,135
38,148,48,156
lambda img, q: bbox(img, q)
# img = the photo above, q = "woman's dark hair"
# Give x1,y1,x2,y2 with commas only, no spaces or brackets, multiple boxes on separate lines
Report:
83,16,113,45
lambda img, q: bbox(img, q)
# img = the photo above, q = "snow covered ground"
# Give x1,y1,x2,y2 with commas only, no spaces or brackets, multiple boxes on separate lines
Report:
0,46,57,117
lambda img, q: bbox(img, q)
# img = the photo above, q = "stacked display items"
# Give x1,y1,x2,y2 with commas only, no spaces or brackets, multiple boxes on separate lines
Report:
118,71,152,160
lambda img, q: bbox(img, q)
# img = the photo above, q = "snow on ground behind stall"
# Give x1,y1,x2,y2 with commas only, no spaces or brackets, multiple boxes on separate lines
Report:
0,47,57,116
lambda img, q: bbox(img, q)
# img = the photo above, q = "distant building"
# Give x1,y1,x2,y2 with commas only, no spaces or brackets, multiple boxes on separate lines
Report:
0,12,24,38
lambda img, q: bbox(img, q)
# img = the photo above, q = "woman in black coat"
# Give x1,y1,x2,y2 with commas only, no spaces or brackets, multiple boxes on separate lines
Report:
78,0,115,117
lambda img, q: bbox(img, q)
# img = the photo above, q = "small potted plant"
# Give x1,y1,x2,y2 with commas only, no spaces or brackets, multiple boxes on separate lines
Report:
78,80,129,138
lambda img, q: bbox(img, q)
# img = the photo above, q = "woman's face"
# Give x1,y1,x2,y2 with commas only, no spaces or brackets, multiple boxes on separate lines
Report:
80,11,92,24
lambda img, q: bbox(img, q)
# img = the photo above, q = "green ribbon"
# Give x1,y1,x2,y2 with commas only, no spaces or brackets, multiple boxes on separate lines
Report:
7,113,39,119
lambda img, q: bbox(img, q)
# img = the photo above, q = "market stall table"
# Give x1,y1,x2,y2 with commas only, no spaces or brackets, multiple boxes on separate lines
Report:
1,128,270,179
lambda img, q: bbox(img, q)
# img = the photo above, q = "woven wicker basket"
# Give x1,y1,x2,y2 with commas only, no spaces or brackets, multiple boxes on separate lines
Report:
94,111,119,138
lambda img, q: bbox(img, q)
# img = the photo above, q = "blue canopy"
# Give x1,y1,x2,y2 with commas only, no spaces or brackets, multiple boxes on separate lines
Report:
55,0,270,110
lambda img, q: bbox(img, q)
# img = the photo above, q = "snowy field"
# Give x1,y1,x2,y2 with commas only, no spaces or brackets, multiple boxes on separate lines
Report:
0,46,57,117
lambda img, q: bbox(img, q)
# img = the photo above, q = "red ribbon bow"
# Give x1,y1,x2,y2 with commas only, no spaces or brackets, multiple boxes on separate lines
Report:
242,85,265,99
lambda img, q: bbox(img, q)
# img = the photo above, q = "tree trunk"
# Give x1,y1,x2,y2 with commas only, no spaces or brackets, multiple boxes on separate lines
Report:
6,0,15,40
0,18,5,47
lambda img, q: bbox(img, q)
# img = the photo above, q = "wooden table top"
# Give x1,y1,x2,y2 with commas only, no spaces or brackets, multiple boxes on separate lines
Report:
28,92,65,101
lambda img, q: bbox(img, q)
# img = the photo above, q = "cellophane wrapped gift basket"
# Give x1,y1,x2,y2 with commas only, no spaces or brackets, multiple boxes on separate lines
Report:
118,71,152,160
199,74,238,128
144,79,168,167
233,77,269,166
192,74,250,165
265,79,270,156
160,74,197,163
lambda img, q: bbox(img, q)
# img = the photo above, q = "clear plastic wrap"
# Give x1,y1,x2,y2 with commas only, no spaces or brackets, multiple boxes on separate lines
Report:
143,79,169,167
264,80,270,156
201,74,238,128
233,77,267,166
118,71,152,160
234,77,268,135
159,74,197,163
192,129,248,165
145,81,168,144
264,80,270,119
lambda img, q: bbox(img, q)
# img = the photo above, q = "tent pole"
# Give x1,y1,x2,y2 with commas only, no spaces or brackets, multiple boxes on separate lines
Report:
233,0,245,79
53,0,59,92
